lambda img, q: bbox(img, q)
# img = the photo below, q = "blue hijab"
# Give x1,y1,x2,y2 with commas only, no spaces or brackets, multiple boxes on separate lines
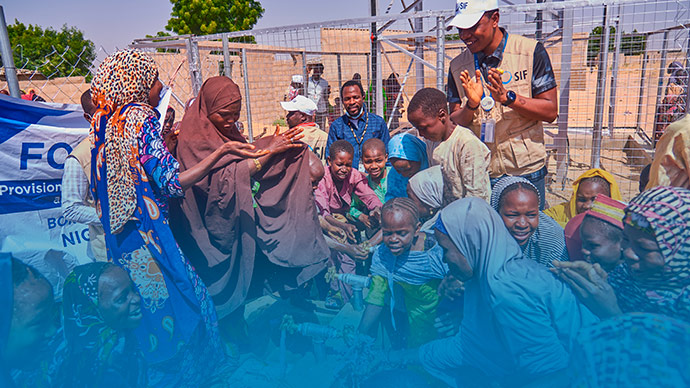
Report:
427,198,598,385
386,133,429,201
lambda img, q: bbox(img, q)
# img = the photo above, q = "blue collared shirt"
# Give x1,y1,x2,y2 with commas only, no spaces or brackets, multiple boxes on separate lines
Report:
326,110,390,168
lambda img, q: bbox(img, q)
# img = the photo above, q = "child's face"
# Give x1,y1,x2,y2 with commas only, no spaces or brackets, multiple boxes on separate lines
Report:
328,151,353,182
361,147,387,179
580,219,623,271
390,158,422,178
498,189,539,247
575,180,610,215
382,209,419,256
622,223,665,278
408,108,446,142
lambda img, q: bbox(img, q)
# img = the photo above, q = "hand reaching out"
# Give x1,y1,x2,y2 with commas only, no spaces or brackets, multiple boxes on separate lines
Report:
344,243,368,261
434,312,461,337
459,69,483,109
265,125,305,155
358,214,372,229
220,141,269,158
342,223,358,242
327,226,347,243
486,68,508,105
369,207,381,229
438,274,464,301
551,260,622,319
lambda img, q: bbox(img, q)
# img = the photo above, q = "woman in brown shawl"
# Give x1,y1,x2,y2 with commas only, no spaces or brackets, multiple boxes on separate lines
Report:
171,76,329,326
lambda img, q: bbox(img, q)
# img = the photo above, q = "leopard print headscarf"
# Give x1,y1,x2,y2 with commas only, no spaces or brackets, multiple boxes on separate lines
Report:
90,49,159,233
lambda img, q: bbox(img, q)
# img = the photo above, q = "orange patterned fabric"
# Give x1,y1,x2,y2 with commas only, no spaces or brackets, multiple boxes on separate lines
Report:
90,49,158,233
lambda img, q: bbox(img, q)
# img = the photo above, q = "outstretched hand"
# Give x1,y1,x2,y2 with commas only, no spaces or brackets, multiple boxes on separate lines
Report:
342,223,358,242
265,125,305,155
459,69,483,109
344,243,368,261
486,68,508,105
221,141,269,158
551,260,622,319
438,274,464,301
369,207,381,229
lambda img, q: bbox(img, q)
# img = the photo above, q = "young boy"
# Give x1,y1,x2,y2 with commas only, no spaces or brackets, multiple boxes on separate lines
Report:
314,140,382,306
577,194,627,272
349,138,390,229
407,87,492,205
358,198,448,348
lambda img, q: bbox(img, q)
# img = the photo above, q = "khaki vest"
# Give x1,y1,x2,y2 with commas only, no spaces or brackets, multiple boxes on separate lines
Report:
449,33,548,177
68,138,107,261
299,122,328,164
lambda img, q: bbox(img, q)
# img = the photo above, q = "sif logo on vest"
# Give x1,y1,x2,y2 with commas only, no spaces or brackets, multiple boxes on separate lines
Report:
514,69,528,82
503,69,529,84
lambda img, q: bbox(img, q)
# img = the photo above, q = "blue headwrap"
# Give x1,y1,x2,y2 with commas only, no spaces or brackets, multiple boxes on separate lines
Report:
434,216,448,235
385,133,429,201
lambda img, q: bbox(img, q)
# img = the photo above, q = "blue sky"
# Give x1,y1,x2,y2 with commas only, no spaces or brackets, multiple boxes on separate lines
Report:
3,0,683,57
2,0,452,55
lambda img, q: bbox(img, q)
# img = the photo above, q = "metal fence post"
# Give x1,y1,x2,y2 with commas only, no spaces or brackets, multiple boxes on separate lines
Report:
436,16,445,92
0,6,20,98
336,53,343,97
241,47,253,142
222,34,232,79
556,7,574,189
591,5,612,169
185,38,203,96
302,51,308,100
376,41,384,117
607,5,622,137
371,0,378,114
685,29,690,114
535,0,544,42
635,42,648,136
652,30,670,147
414,1,425,91
366,54,371,88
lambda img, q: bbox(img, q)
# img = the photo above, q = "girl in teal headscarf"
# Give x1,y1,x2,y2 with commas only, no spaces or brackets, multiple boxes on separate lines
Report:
386,133,429,201
420,198,598,387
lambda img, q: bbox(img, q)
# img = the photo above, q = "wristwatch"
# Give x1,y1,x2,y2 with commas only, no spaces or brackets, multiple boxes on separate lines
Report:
503,90,516,106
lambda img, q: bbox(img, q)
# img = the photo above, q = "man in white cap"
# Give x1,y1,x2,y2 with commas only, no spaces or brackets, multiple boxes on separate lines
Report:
445,0,558,210
285,74,304,101
281,95,328,163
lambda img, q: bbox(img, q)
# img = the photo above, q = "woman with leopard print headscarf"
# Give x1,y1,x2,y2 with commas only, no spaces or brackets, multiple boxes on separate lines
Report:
89,49,266,386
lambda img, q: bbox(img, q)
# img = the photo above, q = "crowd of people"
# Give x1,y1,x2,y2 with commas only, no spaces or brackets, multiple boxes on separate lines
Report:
3,0,690,387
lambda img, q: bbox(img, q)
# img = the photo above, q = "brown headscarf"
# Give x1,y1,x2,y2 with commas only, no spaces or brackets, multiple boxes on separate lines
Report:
171,76,328,318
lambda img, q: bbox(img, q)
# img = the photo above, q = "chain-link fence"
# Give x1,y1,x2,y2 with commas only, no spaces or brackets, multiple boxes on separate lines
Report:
3,0,689,207
0,44,111,104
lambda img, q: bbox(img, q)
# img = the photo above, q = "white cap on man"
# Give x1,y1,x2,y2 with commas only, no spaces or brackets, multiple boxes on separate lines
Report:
280,95,317,116
448,0,499,29
291,74,304,84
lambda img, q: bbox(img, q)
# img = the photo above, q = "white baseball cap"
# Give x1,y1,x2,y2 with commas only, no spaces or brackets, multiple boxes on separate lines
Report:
280,95,316,116
448,0,499,30
291,74,304,83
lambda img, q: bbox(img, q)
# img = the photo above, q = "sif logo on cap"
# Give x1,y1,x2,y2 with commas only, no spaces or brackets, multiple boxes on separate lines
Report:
449,0,499,29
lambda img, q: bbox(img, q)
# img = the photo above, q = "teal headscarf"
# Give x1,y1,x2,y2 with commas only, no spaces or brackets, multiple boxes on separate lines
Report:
426,198,598,384
386,133,429,201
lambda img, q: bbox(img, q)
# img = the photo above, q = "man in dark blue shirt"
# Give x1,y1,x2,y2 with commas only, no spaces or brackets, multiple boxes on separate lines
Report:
326,80,390,170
